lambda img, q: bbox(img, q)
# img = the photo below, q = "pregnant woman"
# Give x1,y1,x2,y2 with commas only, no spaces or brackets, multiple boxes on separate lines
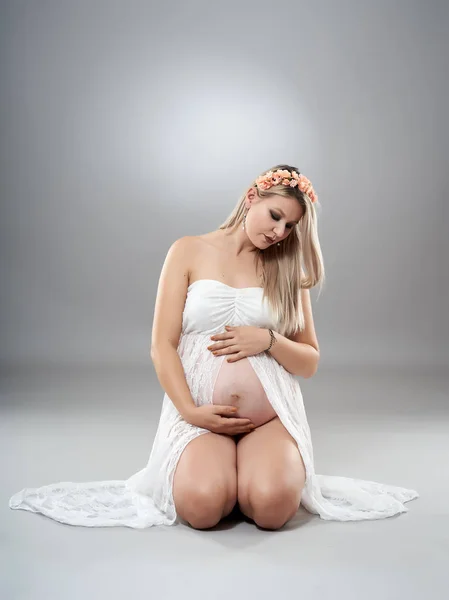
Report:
9,164,419,529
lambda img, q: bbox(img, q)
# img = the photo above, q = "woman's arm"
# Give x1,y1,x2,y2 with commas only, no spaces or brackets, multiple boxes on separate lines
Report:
269,287,320,378
267,331,319,378
151,344,197,419
150,236,196,420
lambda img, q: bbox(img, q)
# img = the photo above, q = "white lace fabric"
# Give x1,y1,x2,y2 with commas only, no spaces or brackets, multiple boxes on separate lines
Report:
9,280,419,527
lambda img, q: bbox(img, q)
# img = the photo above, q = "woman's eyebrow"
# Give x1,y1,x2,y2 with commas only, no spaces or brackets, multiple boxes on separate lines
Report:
275,207,299,225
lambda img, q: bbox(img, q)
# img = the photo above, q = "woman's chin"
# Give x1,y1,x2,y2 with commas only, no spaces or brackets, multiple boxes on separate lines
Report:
250,234,270,249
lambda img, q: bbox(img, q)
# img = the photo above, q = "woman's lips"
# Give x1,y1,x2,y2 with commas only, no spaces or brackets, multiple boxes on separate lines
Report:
264,234,274,243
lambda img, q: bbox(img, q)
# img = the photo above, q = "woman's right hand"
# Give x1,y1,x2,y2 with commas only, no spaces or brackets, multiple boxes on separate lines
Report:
183,404,256,436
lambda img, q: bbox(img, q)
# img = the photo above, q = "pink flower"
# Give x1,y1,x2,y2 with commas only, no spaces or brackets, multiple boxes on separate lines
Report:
254,169,318,202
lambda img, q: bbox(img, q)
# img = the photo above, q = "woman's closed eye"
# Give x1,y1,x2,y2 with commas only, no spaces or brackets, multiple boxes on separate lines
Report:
270,211,294,229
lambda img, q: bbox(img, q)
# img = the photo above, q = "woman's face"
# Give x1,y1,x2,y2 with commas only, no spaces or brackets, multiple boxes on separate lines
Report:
245,187,304,248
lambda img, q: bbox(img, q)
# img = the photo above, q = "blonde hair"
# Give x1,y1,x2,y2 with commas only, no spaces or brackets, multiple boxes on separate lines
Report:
218,164,325,338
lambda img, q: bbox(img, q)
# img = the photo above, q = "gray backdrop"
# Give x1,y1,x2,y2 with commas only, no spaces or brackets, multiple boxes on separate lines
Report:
2,3,449,599
1,0,448,373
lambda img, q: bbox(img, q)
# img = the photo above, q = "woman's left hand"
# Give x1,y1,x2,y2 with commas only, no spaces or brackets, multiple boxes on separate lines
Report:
207,325,271,362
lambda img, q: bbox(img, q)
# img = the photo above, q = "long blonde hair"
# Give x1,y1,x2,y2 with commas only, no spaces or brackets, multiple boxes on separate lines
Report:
218,164,325,338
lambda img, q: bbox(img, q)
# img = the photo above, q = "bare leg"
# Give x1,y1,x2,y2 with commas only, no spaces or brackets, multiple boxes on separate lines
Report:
237,417,306,530
173,432,238,529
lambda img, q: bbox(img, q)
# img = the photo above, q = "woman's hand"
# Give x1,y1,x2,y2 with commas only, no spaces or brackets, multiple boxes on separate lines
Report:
184,404,256,435
207,325,271,363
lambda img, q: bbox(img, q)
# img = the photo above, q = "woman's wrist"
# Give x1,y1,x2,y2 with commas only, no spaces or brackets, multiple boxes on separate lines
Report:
265,328,277,352
181,405,197,423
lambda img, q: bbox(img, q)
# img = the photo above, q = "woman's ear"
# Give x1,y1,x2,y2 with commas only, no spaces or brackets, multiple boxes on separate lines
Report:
246,187,257,202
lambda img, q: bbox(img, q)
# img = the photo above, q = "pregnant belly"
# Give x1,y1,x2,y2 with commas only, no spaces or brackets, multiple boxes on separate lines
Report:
211,357,277,427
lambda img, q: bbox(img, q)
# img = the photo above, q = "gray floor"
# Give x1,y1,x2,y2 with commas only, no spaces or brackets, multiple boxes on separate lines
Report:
2,365,448,600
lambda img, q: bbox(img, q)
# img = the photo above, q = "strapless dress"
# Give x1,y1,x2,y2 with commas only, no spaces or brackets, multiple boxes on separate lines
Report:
185,279,277,427
9,279,419,527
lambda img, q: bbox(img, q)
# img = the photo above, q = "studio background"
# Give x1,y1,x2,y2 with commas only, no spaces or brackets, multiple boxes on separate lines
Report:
1,2,447,372
1,2,448,599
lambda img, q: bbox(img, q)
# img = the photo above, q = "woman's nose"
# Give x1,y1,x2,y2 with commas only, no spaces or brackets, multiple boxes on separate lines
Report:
273,225,284,238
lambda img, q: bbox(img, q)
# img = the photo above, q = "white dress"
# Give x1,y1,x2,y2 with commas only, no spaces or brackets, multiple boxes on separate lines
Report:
9,279,419,527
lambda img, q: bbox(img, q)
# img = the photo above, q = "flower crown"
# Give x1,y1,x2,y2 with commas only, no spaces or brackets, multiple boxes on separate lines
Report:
254,169,318,204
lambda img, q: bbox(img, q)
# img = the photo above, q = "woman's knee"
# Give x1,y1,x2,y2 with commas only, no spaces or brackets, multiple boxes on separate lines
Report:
246,484,302,530
179,483,237,529
172,432,238,528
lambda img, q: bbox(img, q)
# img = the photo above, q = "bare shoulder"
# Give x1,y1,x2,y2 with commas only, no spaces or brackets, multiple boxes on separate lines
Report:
169,234,197,252
162,232,219,285
169,234,207,269
172,232,219,248
188,231,223,249
176,231,222,271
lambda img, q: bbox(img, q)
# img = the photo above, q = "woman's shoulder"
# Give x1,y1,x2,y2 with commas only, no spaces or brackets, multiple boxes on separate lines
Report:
175,231,223,252
167,232,221,269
